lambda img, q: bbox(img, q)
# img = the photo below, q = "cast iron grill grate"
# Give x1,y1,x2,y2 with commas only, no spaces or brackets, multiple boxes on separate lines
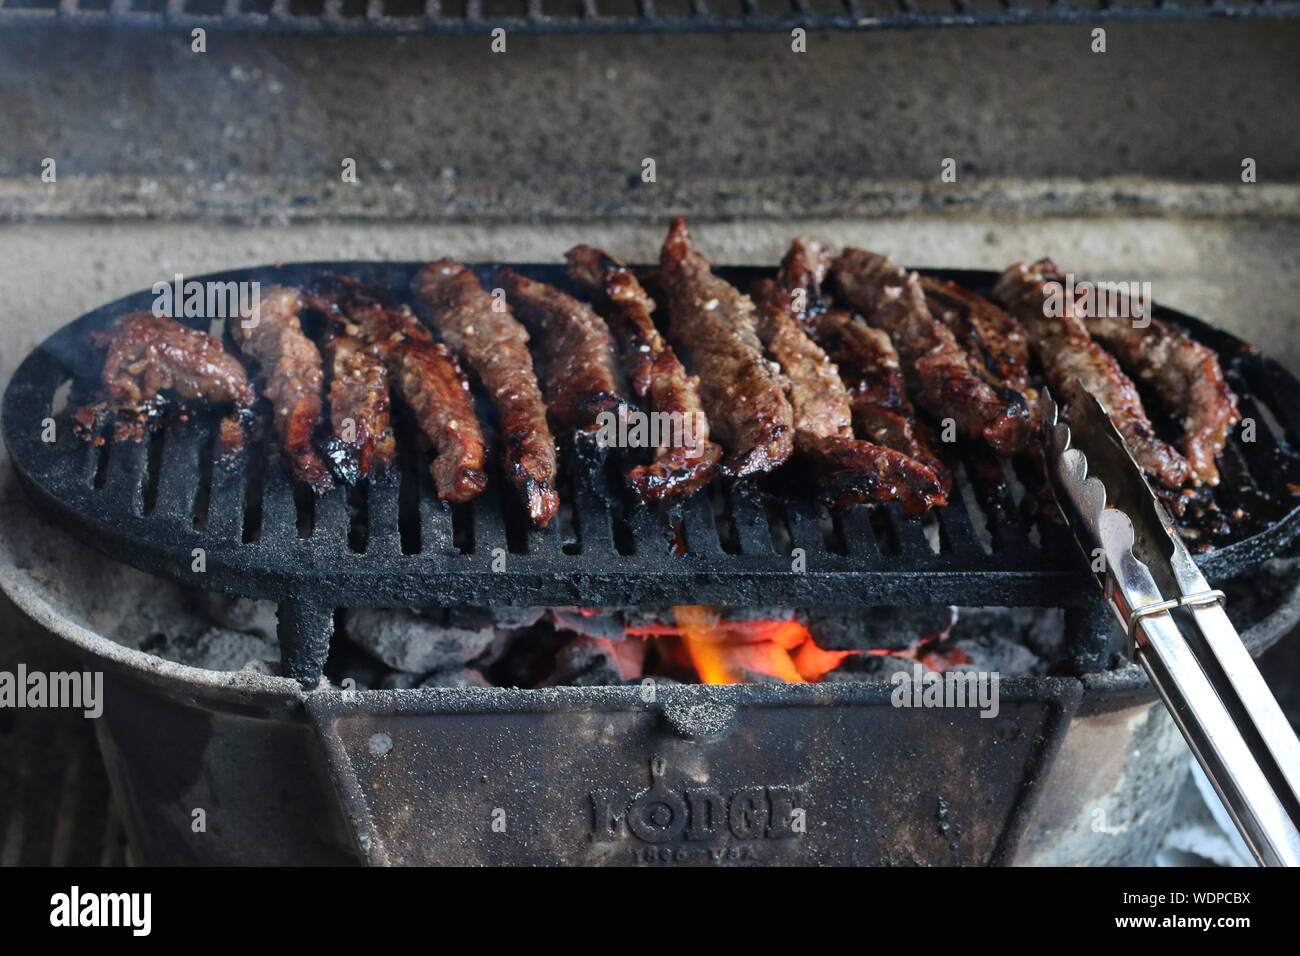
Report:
6,262,1300,684
0,0,1297,34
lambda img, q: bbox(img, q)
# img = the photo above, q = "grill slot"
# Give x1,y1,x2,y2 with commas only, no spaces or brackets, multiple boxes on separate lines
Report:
153,427,204,522
1,0,1293,31
366,477,403,556
6,262,1299,687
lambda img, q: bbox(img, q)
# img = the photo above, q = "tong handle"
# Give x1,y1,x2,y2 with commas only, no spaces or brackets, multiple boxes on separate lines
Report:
1186,601,1300,812
1134,608,1300,867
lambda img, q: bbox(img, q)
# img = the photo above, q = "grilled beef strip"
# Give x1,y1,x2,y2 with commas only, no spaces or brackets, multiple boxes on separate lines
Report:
411,260,559,527
831,248,1033,457
920,277,1037,407
750,279,853,439
311,278,487,503
655,217,794,478
992,259,1191,490
777,237,952,494
95,311,254,408
497,267,625,436
751,277,946,514
565,245,722,502
1082,297,1239,487
88,311,255,445
320,328,397,484
235,286,333,492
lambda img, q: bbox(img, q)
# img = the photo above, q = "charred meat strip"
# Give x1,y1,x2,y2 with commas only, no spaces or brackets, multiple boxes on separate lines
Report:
1082,297,1239,487
751,278,854,441
831,249,1033,457
321,329,396,484
235,286,333,492
95,311,254,408
412,260,559,527
752,272,946,515
565,245,722,502
920,277,1036,405
778,237,952,493
498,268,624,436
993,260,1191,490
655,218,794,478
793,432,947,516
313,279,487,503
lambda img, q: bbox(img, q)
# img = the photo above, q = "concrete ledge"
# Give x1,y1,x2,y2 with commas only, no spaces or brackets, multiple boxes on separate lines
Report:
1,176,1295,226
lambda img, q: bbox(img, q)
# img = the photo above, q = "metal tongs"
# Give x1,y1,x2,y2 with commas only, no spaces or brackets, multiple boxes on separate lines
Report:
1044,386,1300,866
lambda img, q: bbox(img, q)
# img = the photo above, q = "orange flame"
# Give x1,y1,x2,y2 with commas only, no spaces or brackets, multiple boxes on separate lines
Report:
628,607,966,685
667,606,857,685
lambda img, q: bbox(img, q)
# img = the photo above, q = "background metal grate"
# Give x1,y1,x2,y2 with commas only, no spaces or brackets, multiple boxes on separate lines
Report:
0,0,1297,35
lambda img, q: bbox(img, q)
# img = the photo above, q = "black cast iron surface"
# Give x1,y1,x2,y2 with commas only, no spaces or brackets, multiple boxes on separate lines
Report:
306,678,1082,865
6,261,1300,682
2,0,1297,37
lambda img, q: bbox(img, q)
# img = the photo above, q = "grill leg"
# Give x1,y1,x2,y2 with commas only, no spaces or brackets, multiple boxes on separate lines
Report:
1064,596,1113,675
278,600,334,689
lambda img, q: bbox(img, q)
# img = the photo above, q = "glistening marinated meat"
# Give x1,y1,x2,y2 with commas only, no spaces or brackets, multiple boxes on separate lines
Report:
656,218,793,478
565,245,722,502
321,329,396,484
313,278,487,503
831,249,1032,457
235,287,332,492
992,259,1191,490
751,277,945,515
777,237,951,493
498,268,624,435
793,432,948,516
751,278,854,441
920,277,1036,406
412,260,559,527
95,311,254,408
1082,296,1239,486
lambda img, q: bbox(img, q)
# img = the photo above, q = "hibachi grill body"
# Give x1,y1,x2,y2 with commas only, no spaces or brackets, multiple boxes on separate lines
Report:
5,261,1300,866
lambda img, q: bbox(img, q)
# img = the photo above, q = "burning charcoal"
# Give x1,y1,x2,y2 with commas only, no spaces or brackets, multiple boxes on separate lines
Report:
952,634,1045,676
952,607,1065,663
380,672,422,690
818,653,917,682
549,607,630,640
801,606,955,651
198,592,279,641
539,636,646,687
420,668,491,689
342,607,495,673
447,606,546,631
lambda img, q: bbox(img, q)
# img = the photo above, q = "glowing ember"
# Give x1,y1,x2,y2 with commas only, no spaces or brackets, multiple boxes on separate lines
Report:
624,606,965,685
